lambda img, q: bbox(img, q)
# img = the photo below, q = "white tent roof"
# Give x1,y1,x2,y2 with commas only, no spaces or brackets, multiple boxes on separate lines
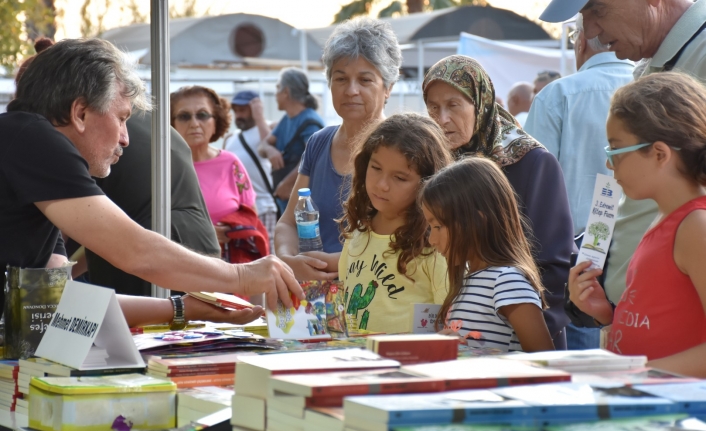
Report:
101,14,323,65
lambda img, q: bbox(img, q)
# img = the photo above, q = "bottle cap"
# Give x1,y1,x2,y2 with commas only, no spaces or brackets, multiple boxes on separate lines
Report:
298,188,311,197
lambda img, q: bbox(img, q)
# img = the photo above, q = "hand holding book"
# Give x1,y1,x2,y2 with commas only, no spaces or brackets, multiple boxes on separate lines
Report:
183,294,263,325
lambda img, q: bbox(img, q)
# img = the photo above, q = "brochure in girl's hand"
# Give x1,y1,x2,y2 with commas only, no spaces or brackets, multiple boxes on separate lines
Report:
577,174,623,270
265,281,347,341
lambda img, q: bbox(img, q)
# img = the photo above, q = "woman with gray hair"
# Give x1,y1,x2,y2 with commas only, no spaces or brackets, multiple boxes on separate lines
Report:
273,17,402,281
258,67,324,213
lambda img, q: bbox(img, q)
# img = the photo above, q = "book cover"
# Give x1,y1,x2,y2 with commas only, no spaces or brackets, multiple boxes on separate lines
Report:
270,368,445,398
499,349,647,372
402,357,572,391
178,386,233,413
187,292,254,310
3,266,71,360
343,389,537,426
633,382,706,416
235,348,400,399
543,414,705,431
572,367,700,386
146,351,257,372
492,383,677,423
366,334,458,365
150,372,235,389
266,281,347,341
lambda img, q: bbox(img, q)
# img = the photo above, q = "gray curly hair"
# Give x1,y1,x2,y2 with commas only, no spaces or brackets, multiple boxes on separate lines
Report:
322,17,402,89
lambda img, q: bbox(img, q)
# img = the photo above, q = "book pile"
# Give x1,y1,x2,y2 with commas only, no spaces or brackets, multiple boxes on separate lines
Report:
146,351,257,388
499,349,648,373
231,348,399,431
0,361,19,413
177,385,233,426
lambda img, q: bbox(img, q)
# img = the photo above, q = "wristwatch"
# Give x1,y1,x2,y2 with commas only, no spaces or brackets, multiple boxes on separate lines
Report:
169,295,187,331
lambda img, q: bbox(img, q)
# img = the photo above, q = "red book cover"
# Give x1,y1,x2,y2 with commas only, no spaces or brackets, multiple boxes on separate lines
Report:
403,357,572,391
149,365,235,377
368,335,458,365
271,368,446,400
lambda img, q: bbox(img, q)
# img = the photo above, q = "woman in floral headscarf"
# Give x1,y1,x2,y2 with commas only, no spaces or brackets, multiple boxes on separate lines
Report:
423,55,574,349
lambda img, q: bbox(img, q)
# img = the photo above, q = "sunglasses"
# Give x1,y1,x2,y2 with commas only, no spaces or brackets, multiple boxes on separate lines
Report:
175,111,213,123
604,143,652,167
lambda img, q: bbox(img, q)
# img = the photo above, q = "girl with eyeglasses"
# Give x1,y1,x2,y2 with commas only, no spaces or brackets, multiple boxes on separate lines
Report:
170,86,256,259
569,72,706,377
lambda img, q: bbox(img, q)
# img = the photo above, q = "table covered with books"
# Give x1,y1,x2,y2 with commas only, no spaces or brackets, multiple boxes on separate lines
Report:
2,281,706,431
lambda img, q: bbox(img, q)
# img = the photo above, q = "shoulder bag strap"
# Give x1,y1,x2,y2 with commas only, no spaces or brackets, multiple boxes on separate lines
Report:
280,119,324,156
238,133,275,196
664,20,706,71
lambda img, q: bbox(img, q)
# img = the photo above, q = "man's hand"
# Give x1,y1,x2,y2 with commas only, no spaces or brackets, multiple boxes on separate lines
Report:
183,295,264,325
568,261,614,325
235,255,304,311
265,146,285,170
280,254,338,282
250,98,265,122
214,223,230,244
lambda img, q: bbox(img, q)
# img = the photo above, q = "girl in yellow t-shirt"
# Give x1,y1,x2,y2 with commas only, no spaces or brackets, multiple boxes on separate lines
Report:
338,113,452,334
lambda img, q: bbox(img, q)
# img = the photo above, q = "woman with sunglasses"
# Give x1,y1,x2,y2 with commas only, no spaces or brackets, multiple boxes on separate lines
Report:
170,86,256,253
569,72,706,378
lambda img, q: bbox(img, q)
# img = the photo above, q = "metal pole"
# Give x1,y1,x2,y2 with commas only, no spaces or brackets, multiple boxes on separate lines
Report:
150,0,171,299
299,29,308,73
417,40,424,105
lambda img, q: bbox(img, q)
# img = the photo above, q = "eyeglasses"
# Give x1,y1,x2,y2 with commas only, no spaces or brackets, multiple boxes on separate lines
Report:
174,111,213,123
537,70,561,81
604,143,652,167
569,29,580,44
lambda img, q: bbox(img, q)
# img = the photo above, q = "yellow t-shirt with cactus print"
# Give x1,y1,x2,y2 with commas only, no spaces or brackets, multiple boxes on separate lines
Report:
338,230,449,334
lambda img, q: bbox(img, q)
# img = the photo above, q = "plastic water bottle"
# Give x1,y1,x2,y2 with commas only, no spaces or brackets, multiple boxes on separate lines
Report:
294,188,324,253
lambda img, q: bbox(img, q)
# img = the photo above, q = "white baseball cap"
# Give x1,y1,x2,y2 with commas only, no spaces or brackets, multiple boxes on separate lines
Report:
540,0,589,23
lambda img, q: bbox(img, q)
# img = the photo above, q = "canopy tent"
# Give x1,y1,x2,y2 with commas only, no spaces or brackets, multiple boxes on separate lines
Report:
457,32,576,105
101,13,323,66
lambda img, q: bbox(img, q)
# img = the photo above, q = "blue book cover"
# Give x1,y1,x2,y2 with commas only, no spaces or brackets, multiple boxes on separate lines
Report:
634,382,706,416
492,383,677,423
344,389,538,426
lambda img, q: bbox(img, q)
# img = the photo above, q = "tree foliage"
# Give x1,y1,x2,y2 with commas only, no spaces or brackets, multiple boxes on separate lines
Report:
0,0,55,74
334,0,488,23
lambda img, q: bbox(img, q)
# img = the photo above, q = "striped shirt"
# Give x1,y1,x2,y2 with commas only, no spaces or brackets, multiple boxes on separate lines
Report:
446,266,542,352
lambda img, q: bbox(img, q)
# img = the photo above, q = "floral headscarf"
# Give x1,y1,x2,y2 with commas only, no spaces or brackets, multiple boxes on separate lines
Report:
422,55,543,167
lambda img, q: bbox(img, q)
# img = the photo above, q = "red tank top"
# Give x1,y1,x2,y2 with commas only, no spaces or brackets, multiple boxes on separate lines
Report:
607,196,706,360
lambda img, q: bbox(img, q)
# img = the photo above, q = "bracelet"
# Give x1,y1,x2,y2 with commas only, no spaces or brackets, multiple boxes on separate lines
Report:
169,295,187,331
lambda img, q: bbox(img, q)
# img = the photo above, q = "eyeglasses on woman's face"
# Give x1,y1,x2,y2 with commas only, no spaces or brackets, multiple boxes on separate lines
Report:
174,111,213,123
604,142,652,168
569,29,580,45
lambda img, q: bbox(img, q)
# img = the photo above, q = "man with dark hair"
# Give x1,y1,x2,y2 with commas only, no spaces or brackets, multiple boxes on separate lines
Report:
224,91,278,253
1,38,302,326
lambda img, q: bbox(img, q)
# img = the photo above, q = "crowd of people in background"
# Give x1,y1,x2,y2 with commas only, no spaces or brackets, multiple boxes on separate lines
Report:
3,0,706,378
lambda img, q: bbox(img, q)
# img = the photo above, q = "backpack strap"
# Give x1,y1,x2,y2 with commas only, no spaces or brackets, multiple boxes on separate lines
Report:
663,20,706,71
280,119,324,157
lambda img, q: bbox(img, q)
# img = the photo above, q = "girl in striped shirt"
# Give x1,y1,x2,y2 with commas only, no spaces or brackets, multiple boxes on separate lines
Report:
420,157,555,352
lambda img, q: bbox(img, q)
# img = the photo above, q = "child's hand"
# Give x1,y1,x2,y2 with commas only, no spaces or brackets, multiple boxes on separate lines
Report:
568,261,614,325
438,328,468,345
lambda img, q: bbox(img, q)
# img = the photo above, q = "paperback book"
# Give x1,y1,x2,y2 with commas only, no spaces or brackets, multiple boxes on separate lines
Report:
266,281,347,341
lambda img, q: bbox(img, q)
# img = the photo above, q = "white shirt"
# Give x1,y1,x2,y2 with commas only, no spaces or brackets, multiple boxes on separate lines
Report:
224,126,277,214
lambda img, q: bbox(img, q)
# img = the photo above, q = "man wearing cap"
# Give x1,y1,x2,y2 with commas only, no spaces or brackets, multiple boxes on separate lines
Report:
224,92,278,252
540,0,706,308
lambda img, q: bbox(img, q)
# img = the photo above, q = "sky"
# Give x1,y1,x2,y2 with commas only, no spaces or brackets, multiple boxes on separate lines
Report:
54,0,554,40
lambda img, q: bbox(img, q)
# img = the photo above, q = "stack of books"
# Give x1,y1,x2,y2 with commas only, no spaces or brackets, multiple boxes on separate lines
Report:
176,385,233,426
499,349,647,373
0,361,19,413
146,351,257,388
231,348,400,431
